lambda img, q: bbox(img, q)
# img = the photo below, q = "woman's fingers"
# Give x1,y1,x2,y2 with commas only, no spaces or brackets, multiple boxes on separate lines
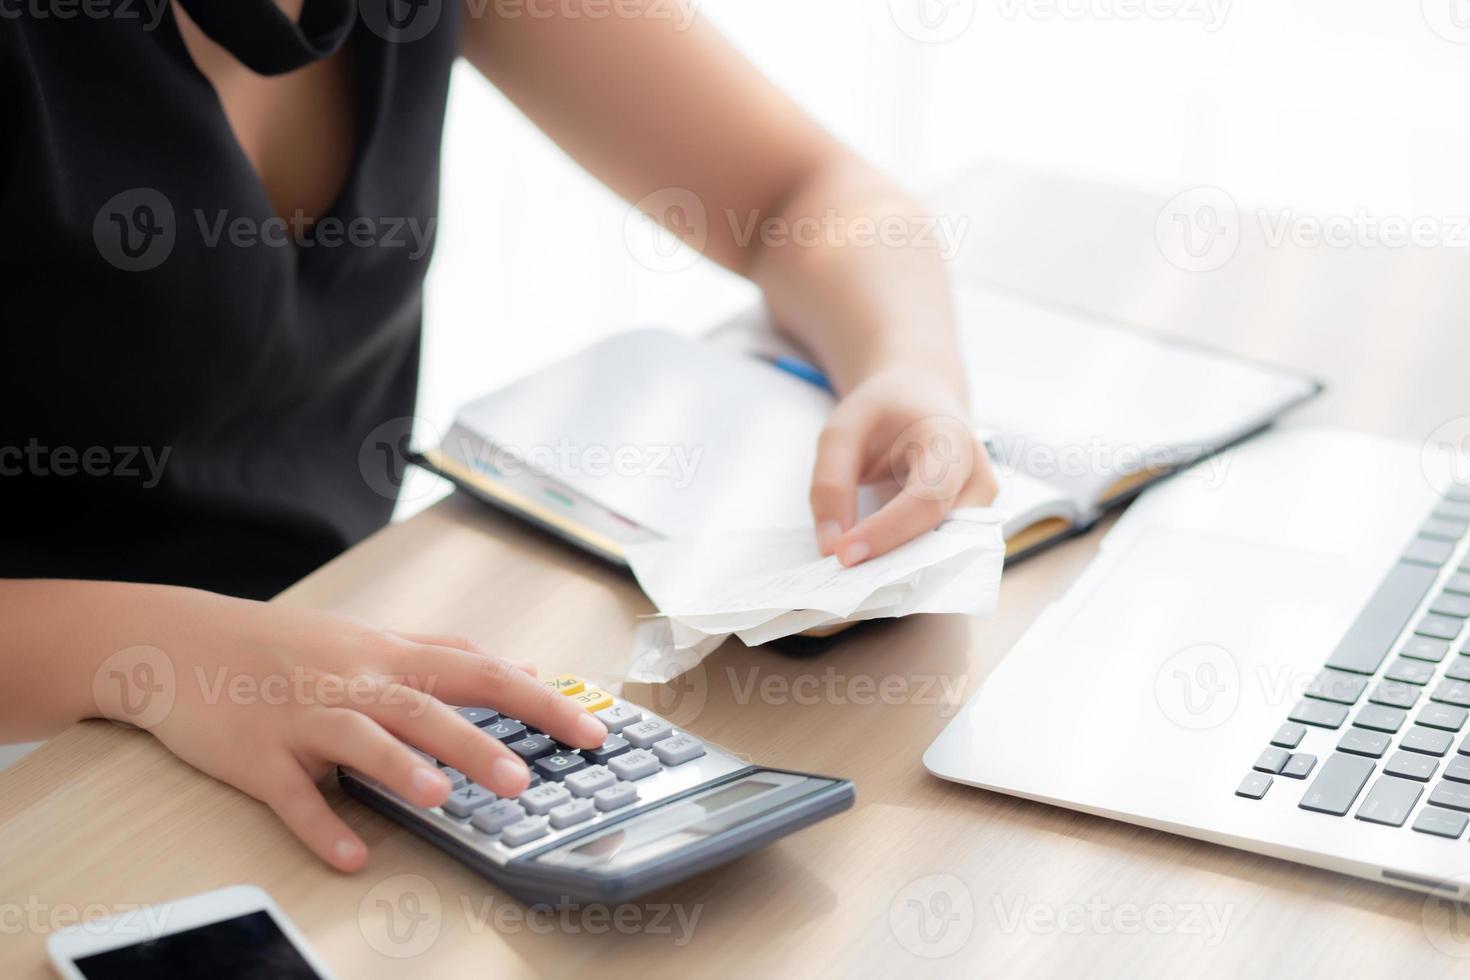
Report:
387,632,539,676
834,423,995,565
304,707,454,808
392,645,606,749
351,682,535,797
264,763,367,872
810,421,865,555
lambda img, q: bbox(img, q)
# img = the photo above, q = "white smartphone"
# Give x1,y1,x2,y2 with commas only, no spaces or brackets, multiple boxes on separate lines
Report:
45,884,335,980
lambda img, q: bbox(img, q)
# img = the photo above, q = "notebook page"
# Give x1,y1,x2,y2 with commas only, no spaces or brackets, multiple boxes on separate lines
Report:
958,287,1317,508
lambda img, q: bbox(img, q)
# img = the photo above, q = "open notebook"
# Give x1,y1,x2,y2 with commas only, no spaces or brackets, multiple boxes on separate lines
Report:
421,285,1320,563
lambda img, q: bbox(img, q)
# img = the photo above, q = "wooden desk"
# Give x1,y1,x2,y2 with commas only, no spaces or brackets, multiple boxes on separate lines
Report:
5,164,1469,977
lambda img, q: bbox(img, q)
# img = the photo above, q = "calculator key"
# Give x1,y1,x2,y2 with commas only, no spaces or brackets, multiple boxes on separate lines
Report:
508,734,558,762
1288,699,1348,729
1405,537,1457,568
570,687,616,713
1421,519,1470,542
533,752,587,782
1282,753,1317,779
439,767,468,792
470,799,526,834
1236,772,1272,799
519,782,572,815
1355,775,1423,826
564,765,617,798
1383,750,1439,782
549,798,597,829
1418,702,1469,732
584,735,632,766
1413,806,1469,839
1448,573,1470,596
1253,747,1289,774
594,781,640,812
483,720,528,743
1385,658,1437,686
1432,593,1470,619
456,707,501,727
1337,729,1391,758
1445,756,1470,783
1368,681,1419,710
543,674,585,696
1299,754,1375,815
624,718,676,748
608,748,661,781
1270,723,1307,748
594,702,643,734
653,734,707,767
442,784,497,818
1401,637,1451,663
1432,680,1470,708
1429,782,1470,813
1401,726,1454,756
1417,614,1464,642
1445,658,1470,682
501,817,550,848
1352,704,1406,734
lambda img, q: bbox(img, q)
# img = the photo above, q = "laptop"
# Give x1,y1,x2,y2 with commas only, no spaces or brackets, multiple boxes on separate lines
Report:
925,426,1470,896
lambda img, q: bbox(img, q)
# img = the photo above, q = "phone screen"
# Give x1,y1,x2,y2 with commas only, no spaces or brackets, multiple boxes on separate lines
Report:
72,910,323,979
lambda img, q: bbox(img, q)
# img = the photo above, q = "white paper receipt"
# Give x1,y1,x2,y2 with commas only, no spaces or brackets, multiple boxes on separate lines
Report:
624,508,1007,682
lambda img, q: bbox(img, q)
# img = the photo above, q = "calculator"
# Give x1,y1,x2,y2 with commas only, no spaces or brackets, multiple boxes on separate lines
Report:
339,673,855,905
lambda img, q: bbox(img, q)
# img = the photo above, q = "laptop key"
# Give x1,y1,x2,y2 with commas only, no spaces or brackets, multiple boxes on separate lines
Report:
1383,750,1439,782
1445,658,1470,682
1235,772,1272,800
1421,518,1470,542
1325,562,1438,674
1448,573,1470,596
1439,499,1470,519
1418,703,1469,732
1290,699,1349,729
1401,637,1451,663
1405,538,1457,568
1429,782,1470,813
1418,614,1465,642
1352,704,1407,734
1368,681,1419,710
1306,668,1369,704
1338,729,1392,758
1282,753,1317,779
1270,722,1307,748
1401,726,1454,756
1432,679,1470,708
1432,593,1470,619
1355,775,1424,826
1445,756,1470,783
1413,806,1470,839
1385,658,1437,686
1300,753,1375,815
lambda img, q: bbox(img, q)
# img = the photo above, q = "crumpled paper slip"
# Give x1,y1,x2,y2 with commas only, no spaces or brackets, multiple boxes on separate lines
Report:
624,508,1007,683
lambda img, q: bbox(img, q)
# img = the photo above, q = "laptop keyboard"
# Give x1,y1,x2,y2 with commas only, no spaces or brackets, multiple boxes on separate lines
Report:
1236,487,1470,839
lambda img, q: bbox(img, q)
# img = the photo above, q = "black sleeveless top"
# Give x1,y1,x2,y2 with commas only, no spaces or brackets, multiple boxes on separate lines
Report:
0,1,460,598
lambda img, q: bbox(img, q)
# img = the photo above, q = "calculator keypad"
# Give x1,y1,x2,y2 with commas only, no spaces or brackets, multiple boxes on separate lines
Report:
351,673,745,862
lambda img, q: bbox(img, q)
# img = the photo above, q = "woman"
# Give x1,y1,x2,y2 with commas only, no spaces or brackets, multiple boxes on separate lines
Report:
0,0,996,869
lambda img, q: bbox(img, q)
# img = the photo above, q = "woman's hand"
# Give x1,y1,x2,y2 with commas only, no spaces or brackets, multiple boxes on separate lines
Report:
88,586,607,871
811,363,999,565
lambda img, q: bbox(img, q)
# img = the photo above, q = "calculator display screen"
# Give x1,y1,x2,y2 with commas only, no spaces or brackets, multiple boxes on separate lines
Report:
690,779,777,814
536,776,793,872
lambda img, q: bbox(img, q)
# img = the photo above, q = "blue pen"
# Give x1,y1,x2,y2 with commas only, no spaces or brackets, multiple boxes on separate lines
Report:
770,355,833,393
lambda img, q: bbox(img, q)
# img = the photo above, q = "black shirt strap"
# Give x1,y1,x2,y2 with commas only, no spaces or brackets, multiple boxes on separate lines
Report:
173,0,355,76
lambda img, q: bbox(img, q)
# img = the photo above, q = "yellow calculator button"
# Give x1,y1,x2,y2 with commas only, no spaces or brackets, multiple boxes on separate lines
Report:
570,687,614,713
543,674,586,696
